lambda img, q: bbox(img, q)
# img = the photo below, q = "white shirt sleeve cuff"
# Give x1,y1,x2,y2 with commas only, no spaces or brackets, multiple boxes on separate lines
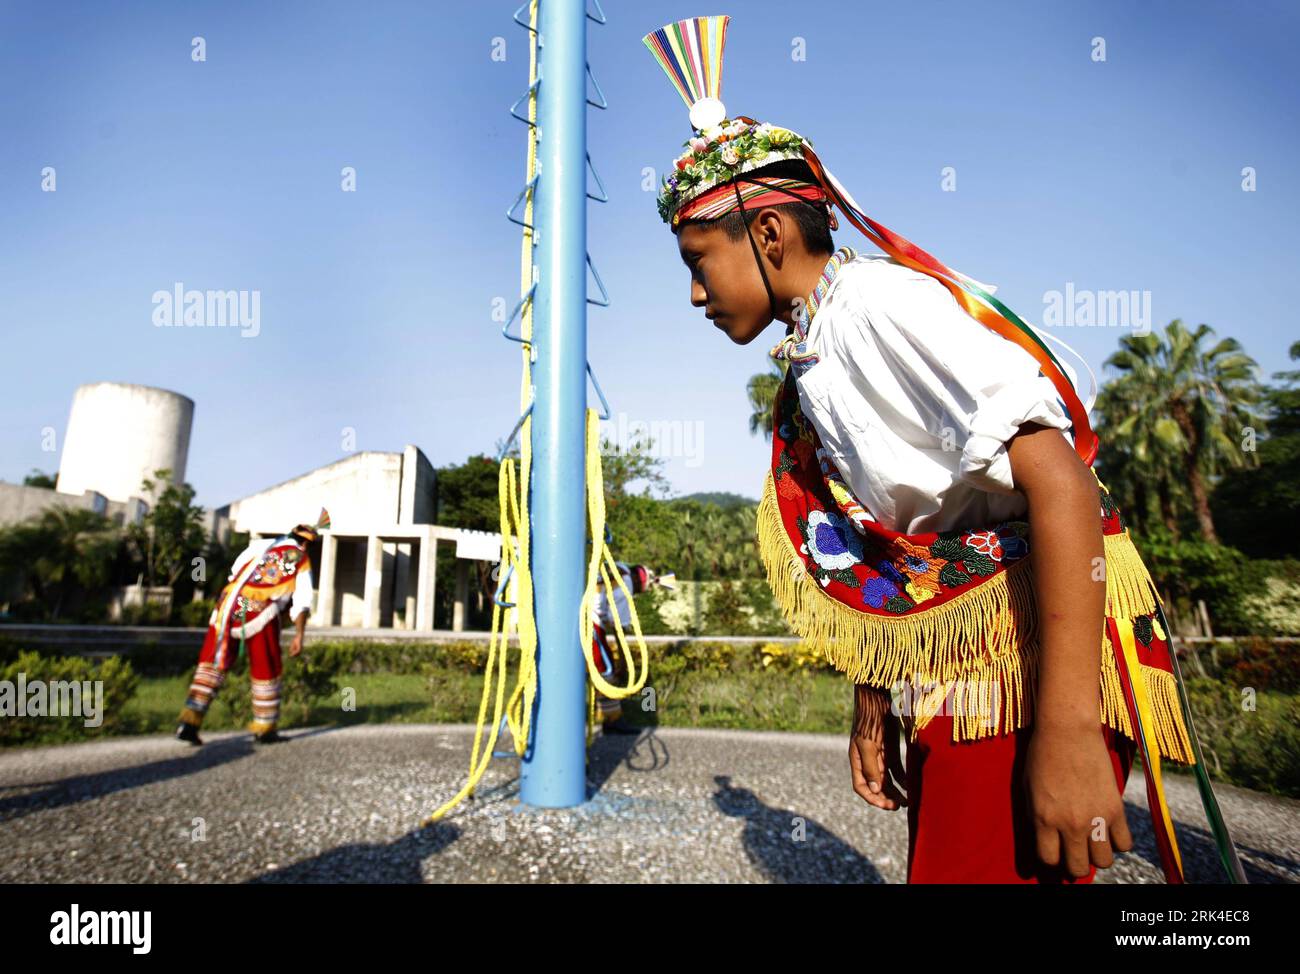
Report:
958,376,1074,495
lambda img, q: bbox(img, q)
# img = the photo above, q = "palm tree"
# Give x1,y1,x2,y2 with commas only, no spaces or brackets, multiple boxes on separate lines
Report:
0,506,119,619
746,361,787,441
1096,367,1188,536
1100,320,1265,542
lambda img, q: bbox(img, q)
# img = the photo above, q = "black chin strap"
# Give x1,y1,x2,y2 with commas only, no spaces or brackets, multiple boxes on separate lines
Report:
730,176,780,325
728,173,838,330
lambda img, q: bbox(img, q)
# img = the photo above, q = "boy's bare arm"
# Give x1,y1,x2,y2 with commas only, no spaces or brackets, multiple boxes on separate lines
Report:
290,609,309,657
1007,422,1105,728
1007,421,1132,876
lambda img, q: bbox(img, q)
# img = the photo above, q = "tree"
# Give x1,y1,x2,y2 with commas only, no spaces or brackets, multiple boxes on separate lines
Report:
127,469,206,589
0,506,119,619
746,361,787,441
1098,320,1265,542
1096,370,1187,537
598,430,671,510
435,454,506,532
432,454,506,623
22,470,56,489
1211,340,1300,558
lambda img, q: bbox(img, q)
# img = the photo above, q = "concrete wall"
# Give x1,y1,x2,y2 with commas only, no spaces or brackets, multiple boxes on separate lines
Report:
226,451,403,538
55,382,194,505
0,481,147,528
221,445,436,539
400,445,437,524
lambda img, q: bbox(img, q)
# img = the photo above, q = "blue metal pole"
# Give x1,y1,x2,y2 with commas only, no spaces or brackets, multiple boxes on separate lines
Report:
520,0,588,808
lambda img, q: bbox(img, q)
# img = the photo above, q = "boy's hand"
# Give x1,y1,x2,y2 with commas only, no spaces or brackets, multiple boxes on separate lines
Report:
1024,721,1132,877
849,684,908,810
289,634,303,657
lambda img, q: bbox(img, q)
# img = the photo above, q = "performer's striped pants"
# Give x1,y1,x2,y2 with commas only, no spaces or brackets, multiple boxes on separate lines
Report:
178,615,284,735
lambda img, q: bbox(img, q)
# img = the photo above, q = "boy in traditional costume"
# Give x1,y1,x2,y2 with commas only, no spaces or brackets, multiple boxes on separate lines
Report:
175,510,328,746
643,16,1242,883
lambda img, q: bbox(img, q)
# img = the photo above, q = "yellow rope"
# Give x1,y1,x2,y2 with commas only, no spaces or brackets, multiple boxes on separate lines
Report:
579,406,650,704
422,0,541,825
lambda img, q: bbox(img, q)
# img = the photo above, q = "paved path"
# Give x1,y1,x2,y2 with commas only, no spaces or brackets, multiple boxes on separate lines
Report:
0,725,1294,883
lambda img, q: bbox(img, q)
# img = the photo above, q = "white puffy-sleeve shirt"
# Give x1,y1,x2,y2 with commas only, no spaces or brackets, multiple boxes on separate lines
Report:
793,253,1080,535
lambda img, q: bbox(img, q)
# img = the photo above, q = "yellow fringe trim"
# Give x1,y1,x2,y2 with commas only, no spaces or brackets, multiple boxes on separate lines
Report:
756,470,1194,764
238,578,297,603
899,637,1040,745
1100,641,1196,765
758,471,1039,686
896,651,1195,765
1101,524,1164,620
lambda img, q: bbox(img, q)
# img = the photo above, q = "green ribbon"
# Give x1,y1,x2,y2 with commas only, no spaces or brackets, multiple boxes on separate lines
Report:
1153,592,1247,883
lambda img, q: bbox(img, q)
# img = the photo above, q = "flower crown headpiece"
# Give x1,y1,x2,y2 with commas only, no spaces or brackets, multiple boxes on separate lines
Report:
642,16,817,227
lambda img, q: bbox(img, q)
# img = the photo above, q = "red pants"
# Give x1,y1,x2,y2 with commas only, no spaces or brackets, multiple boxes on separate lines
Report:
178,615,284,733
904,713,1135,883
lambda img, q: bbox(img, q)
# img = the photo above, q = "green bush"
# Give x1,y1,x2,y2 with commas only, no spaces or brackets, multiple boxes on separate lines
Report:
702,579,752,636
118,640,197,678
741,578,792,636
305,639,491,676
1133,534,1295,636
1182,677,1300,798
0,650,139,745
630,588,672,636
1196,636,1300,693
119,601,172,626
176,598,215,628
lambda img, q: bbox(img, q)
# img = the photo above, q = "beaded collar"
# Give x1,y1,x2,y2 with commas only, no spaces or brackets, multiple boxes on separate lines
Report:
769,245,858,371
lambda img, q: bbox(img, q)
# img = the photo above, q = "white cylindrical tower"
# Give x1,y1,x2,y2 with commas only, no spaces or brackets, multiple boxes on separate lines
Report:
55,382,195,505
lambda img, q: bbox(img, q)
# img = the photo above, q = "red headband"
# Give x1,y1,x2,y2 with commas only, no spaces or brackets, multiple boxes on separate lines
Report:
675,175,838,229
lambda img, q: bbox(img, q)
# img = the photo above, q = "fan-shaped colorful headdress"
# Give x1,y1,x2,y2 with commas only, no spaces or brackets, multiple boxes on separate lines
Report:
291,507,331,542
642,16,816,227
642,13,1100,468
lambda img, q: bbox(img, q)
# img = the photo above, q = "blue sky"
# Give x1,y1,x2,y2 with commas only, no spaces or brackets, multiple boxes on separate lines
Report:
2,0,1297,510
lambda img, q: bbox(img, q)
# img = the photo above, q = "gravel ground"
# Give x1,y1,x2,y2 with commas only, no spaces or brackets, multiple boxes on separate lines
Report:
0,724,1294,883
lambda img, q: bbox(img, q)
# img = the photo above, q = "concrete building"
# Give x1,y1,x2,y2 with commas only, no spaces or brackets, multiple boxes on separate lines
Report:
0,381,188,529
56,382,194,505
213,446,507,632
2,380,503,632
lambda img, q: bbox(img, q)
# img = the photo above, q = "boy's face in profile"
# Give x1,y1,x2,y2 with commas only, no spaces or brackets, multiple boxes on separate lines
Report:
677,219,776,345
